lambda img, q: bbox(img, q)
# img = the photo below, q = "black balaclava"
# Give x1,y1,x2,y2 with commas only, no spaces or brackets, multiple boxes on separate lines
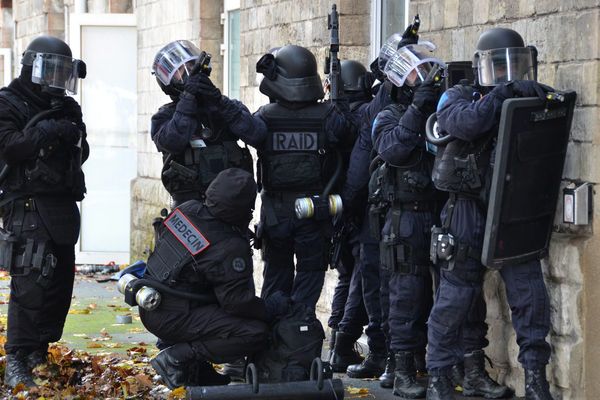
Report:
204,168,257,228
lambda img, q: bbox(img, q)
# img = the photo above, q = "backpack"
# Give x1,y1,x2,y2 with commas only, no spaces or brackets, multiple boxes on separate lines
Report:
253,303,325,383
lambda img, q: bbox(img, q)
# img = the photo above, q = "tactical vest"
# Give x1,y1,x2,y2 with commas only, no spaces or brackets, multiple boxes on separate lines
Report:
375,149,439,205
161,130,253,202
145,202,239,286
430,84,495,199
0,88,86,200
431,134,494,198
257,102,334,193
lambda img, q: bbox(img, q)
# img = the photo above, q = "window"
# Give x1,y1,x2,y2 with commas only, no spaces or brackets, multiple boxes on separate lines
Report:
371,0,409,60
223,0,240,99
0,48,11,87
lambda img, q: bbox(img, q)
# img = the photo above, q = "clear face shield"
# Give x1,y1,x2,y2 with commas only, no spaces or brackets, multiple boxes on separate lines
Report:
383,42,446,87
378,33,404,72
31,53,85,95
152,40,203,87
475,47,535,86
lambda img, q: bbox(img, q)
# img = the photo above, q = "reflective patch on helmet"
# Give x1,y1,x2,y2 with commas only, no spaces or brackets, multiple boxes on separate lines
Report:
164,209,210,255
231,257,247,273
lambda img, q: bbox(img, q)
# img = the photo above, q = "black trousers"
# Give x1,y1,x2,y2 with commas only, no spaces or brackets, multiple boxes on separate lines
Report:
140,297,269,364
5,205,76,355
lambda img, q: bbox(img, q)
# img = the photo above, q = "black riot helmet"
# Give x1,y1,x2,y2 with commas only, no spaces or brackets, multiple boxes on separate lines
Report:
152,40,204,97
340,60,373,100
256,45,324,103
20,35,86,96
473,28,538,86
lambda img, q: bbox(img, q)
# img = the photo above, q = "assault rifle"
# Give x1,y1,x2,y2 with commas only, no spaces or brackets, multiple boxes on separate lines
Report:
325,4,341,102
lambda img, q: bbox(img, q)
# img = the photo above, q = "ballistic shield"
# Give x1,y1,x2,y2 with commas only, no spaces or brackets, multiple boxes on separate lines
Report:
482,91,577,268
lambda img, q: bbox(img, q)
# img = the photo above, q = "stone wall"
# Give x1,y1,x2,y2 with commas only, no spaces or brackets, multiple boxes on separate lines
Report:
12,0,65,76
411,0,600,398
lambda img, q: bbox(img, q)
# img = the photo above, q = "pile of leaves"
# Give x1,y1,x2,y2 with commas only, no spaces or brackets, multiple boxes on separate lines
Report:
0,341,186,400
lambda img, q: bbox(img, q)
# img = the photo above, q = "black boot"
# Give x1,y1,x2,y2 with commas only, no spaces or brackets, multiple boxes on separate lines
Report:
150,343,196,389
222,358,246,382
393,351,426,398
463,350,514,398
330,331,363,373
426,375,455,400
450,363,464,391
26,348,48,370
525,368,553,400
414,351,427,376
346,351,386,378
188,361,231,386
379,353,395,388
4,352,37,388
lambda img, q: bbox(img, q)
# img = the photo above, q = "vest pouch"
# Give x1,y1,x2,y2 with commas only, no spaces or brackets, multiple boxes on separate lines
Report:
195,145,228,188
223,142,254,175
265,153,321,191
0,227,17,272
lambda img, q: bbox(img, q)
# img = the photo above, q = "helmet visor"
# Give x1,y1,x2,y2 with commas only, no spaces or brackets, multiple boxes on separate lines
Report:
378,33,404,71
31,53,82,94
476,47,534,86
384,43,446,87
152,40,202,86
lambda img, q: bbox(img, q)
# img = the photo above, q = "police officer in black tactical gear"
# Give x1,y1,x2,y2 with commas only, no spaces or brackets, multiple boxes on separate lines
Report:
426,28,554,400
151,40,253,208
371,39,447,398
140,168,272,389
0,35,88,388
192,45,354,311
326,59,374,368
329,60,392,380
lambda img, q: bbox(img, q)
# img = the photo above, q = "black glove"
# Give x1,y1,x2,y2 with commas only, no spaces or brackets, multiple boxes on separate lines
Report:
57,120,82,146
264,291,292,320
196,73,222,102
411,80,439,114
511,80,553,99
36,119,81,147
494,80,552,100
61,97,83,123
370,57,387,82
183,72,204,96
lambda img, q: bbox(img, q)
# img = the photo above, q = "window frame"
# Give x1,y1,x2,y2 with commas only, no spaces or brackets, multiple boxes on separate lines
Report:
223,0,241,98
370,0,410,60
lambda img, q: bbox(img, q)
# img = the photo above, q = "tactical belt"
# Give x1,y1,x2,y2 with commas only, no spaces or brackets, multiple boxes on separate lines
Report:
394,200,435,212
261,191,315,226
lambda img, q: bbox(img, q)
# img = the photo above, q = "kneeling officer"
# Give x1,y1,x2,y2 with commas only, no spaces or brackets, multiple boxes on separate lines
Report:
139,168,270,388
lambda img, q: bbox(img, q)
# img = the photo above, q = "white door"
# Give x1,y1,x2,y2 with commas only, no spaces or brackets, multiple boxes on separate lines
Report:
70,14,137,264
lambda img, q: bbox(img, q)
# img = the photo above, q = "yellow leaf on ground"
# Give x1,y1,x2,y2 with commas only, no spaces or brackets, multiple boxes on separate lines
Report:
169,387,187,399
68,309,90,315
346,386,370,395
86,342,103,349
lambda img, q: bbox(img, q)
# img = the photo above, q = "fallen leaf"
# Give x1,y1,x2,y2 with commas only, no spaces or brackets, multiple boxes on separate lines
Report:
86,342,103,349
169,387,187,399
87,303,97,309
68,308,90,315
346,386,370,395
